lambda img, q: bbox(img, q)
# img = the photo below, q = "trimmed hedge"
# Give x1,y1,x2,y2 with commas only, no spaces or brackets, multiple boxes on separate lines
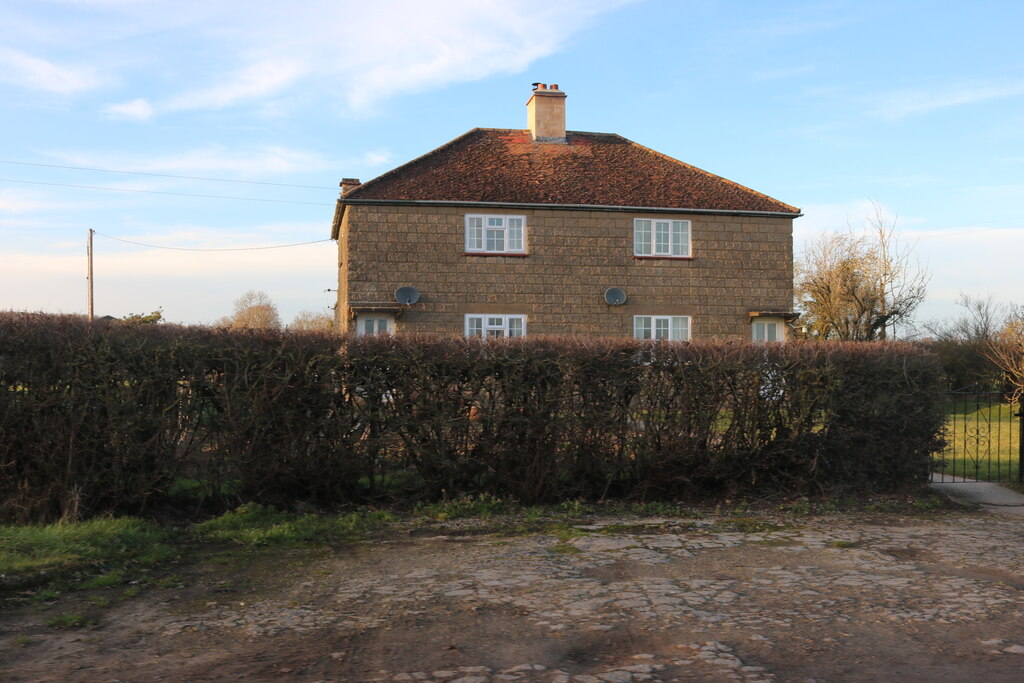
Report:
0,312,947,522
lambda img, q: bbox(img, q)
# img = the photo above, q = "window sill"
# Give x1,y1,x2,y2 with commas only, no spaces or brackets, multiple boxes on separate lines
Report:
464,252,529,257
632,255,695,260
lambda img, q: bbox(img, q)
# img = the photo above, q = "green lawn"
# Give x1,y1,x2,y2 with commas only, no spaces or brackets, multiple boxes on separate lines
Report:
934,395,1021,483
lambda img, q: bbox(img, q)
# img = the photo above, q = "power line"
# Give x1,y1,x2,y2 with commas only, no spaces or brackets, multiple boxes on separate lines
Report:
0,159,335,190
0,177,335,206
95,231,332,252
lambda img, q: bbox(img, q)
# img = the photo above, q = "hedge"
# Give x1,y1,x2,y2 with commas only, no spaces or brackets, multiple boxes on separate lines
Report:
0,312,947,522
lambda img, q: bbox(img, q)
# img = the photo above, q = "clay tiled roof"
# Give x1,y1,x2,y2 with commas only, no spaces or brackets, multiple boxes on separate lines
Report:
343,128,799,214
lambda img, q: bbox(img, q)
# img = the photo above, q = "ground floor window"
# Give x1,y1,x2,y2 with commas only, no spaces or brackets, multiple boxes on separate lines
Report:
356,313,394,336
752,320,782,343
633,315,690,341
465,314,526,338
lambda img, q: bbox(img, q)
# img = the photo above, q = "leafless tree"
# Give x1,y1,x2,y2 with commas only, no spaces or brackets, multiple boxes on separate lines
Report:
924,293,1005,390
986,304,1024,400
217,290,281,329
290,309,336,332
796,203,929,340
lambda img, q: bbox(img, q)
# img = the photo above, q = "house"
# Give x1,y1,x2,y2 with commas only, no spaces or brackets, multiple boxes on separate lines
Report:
330,84,801,341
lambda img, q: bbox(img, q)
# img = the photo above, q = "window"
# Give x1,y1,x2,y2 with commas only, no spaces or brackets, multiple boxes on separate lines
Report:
633,219,691,257
465,214,526,254
633,316,690,341
356,314,393,336
752,321,782,343
465,314,526,338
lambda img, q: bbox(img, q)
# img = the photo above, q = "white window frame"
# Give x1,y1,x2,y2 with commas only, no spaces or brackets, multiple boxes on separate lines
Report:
464,314,527,338
356,313,394,337
465,214,527,254
633,218,691,257
633,315,691,341
752,320,782,343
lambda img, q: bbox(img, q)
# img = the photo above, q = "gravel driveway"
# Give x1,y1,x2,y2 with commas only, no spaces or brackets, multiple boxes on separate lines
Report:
3,509,1023,682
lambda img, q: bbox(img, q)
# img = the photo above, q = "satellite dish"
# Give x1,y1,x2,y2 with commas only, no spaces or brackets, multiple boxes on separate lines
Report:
394,286,421,305
604,287,627,306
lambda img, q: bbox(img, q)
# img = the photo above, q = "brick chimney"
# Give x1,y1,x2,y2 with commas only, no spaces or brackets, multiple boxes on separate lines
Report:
526,83,566,143
340,178,361,196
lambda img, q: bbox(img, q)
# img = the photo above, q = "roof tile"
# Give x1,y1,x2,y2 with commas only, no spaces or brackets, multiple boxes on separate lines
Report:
345,128,799,214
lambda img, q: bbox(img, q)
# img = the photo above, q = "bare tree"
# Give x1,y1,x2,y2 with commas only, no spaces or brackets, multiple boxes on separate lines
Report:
290,309,336,332
796,203,929,340
924,293,1005,390
987,304,1024,400
218,290,281,329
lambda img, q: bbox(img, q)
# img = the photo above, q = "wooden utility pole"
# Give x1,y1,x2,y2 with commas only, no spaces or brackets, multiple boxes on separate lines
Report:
87,228,94,322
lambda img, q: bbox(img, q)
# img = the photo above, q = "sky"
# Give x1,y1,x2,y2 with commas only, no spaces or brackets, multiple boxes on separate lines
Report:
2,0,1023,329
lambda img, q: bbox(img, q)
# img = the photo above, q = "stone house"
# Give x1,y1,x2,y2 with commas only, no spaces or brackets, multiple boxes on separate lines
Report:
330,84,801,341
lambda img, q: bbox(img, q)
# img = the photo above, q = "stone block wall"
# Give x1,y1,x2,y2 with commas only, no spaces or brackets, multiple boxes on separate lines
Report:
337,203,793,339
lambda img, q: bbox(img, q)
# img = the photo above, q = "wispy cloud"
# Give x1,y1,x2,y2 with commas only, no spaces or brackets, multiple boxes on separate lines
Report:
51,145,336,178
103,98,155,121
871,79,1024,120
40,0,633,117
0,46,101,94
163,59,308,112
0,188,47,213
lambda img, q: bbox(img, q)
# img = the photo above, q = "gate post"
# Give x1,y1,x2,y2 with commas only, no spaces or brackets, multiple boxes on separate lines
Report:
1019,402,1024,484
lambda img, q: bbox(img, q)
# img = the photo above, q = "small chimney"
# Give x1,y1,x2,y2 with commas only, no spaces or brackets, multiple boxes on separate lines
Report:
526,83,566,143
340,178,361,196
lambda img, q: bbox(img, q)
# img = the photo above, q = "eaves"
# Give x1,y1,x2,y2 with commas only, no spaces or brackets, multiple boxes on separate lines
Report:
331,198,803,240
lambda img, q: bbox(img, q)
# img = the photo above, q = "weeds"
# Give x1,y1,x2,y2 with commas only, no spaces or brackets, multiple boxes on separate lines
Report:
45,613,88,629
192,503,395,547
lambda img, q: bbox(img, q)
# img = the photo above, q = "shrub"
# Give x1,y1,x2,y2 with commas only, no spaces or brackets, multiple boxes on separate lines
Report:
0,311,947,522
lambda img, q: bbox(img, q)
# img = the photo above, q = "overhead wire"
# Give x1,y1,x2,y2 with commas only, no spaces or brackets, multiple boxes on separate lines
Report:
0,159,336,189
94,231,331,252
0,177,335,206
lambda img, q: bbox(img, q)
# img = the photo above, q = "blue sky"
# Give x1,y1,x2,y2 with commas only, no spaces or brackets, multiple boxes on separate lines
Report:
2,0,1023,328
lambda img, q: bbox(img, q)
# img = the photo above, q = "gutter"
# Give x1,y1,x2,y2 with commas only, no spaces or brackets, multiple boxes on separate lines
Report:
331,198,802,241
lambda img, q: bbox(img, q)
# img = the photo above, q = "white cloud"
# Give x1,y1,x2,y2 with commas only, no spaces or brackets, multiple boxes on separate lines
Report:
64,0,633,117
0,46,101,94
164,59,308,112
871,79,1024,120
794,199,885,246
362,150,393,166
0,188,46,213
103,97,154,120
52,144,335,178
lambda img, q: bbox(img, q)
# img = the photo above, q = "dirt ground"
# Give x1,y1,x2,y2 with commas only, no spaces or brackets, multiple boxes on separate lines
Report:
2,509,1023,682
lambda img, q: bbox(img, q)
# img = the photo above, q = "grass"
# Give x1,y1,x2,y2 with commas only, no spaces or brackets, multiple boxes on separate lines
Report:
0,517,177,580
935,395,1021,483
0,488,964,606
45,613,89,629
191,503,396,547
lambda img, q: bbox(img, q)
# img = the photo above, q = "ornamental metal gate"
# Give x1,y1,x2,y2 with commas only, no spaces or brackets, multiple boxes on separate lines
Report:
932,391,1024,483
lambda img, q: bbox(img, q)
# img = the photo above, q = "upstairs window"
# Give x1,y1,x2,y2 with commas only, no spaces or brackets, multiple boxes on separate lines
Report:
465,314,526,338
634,315,690,341
634,219,691,257
465,214,526,254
